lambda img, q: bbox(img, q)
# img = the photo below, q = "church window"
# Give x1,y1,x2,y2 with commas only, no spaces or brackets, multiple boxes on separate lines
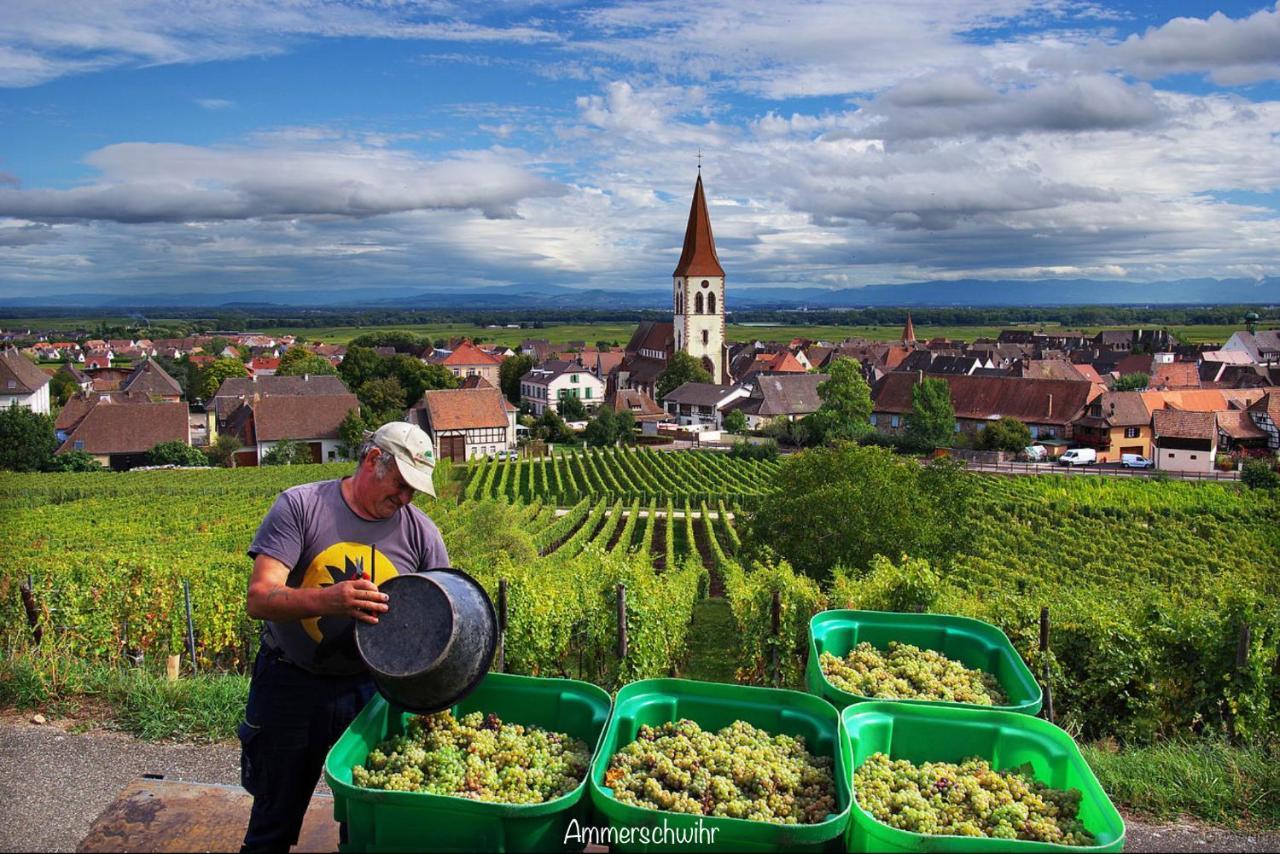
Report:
701,280,709,288
702,330,709,346
695,292,704,314
707,292,716,314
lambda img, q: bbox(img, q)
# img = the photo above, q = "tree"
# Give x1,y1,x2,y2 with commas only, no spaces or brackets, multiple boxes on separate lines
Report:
558,394,588,421
723,409,748,435
1113,373,1149,391
741,444,972,581
499,354,535,405
205,433,242,467
338,345,386,390
533,409,575,444
198,357,249,400
147,441,209,467
277,347,337,377
49,368,79,407
615,408,636,443
337,409,370,460
0,403,57,472
807,358,873,444
976,417,1032,452
43,450,104,472
1241,459,1279,490
904,377,955,451
262,439,310,465
387,355,457,408
583,406,618,446
357,376,408,426
656,351,712,401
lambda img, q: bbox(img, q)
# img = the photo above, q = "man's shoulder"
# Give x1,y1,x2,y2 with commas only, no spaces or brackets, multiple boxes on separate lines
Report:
275,478,341,507
401,502,444,539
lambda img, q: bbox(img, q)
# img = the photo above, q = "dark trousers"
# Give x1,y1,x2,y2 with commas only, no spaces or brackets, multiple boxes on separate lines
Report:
239,645,375,854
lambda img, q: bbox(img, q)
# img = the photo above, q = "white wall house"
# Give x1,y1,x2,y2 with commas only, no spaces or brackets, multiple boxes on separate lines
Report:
520,360,605,416
0,347,52,415
409,387,518,462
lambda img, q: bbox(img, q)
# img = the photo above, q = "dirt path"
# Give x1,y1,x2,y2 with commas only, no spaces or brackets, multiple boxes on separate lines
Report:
1,712,1275,853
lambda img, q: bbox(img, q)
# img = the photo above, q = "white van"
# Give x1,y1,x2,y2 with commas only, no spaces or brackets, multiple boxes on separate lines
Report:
1121,453,1153,469
1058,448,1097,466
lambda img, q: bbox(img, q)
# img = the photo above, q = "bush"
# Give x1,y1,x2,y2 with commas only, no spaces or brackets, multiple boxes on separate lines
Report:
0,403,57,472
204,433,242,468
1241,460,1279,490
43,450,105,472
147,441,209,467
727,439,778,461
261,439,310,466
976,417,1032,452
830,554,939,614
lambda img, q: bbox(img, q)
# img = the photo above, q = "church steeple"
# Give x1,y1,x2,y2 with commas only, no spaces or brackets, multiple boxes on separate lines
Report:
672,172,724,278
903,313,916,345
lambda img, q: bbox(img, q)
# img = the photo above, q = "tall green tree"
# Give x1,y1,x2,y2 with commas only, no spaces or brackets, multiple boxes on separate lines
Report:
49,368,79,407
806,357,873,444
904,377,955,451
338,345,385,390
358,376,408,426
0,403,57,472
976,417,1033,452
499,354,535,405
741,444,971,581
198,357,249,400
557,394,588,421
277,347,337,377
386,355,458,408
656,351,713,401
583,406,618,446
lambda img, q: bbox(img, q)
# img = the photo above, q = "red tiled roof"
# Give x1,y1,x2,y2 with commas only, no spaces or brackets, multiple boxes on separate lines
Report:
624,321,674,357
250,356,281,372
252,393,359,441
873,373,1094,425
751,351,806,374
1153,409,1215,440
672,173,725,278
1150,362,1200,390
419,388,510,431
56,401,188,455
442,340,502,367
1216,410,1267,440
1247,391,1280,424
458,375,494,390
122,359,183,398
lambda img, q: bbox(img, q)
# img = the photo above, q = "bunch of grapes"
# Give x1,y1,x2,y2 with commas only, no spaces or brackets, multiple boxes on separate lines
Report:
820,642,1006,705
854,752,1094,846
350,710,591,804
604,718,837,825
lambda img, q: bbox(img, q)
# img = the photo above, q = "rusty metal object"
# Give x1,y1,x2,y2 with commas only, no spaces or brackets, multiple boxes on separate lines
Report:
78,776,339,853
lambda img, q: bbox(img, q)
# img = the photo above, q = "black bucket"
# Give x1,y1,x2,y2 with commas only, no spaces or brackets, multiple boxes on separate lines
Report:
353,569,498,714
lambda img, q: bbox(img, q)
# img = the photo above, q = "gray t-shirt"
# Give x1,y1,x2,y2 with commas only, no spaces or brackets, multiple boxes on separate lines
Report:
248,478,449,675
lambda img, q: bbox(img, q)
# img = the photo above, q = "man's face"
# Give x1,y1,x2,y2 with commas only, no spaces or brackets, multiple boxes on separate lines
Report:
363,448,417,518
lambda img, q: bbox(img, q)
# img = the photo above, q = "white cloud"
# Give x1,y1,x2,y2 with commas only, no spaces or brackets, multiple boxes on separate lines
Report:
196,98,234,110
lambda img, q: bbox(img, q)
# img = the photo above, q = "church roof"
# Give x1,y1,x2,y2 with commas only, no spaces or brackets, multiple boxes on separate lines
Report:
672,173,725,278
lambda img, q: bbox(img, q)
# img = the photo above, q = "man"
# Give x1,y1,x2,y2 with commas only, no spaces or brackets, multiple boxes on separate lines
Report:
239,421,448,853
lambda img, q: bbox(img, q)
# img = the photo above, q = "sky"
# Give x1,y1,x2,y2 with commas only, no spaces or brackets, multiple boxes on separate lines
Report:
1,0,1279,302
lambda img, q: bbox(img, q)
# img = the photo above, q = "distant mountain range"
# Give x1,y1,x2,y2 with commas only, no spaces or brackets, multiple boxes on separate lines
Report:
1,277,1276,309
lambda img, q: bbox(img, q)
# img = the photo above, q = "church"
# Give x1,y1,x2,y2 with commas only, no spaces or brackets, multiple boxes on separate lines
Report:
615,171,728,399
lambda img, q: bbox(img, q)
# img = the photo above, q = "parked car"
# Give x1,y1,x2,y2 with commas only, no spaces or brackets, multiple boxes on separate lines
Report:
1121,453,1154,469
1058,448,1097,466
1023,444,1049,462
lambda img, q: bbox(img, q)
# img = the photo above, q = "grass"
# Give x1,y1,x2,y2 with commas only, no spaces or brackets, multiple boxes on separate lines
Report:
1083,738,1280,830
681,598,738,682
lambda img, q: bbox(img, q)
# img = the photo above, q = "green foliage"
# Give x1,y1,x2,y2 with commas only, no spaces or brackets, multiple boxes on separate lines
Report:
357,376,407,426
261,439,309,465
42,450,105,472
1241,460,1279,490
976,417,1033,452
386,354,458,406
534,409,575,444
337,409,368,461
558,394,588,421
0,403,57,472
1113,372,1150,391
830,554,939,614
198,357,249,400
904,377,955,451
205,433,242,468
276,346,337,377
722,408,747,434
50,368,79,406
656,351,712,401
808,358,873,444
721,557,825,687
499,354,535,405
742,444,971,581
727,439,778,461
337,344,385,390
147,440,209,467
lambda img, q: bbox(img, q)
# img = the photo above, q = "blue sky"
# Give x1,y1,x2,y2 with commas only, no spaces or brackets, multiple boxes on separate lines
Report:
1,1,1279,301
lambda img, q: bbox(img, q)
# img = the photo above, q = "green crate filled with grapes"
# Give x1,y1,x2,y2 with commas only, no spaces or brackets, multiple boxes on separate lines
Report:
806,610,1042,714
589,678,850,852
841,702,1124,852
325,672,611,852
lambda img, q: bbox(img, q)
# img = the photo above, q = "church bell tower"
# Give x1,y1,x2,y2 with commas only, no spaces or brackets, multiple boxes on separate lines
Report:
672,171,726,383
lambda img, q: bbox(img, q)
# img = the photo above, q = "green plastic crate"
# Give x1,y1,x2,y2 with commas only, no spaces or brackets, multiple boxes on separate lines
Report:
588,678,851,852
324,672,612,852
841,702,1125,853
806,609,1042,715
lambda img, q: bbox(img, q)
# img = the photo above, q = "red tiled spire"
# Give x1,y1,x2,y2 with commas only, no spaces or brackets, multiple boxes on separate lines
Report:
672,173,725,278
903,313,916,345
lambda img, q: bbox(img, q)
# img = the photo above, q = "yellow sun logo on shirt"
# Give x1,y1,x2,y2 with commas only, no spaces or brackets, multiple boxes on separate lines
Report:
298,542,401,644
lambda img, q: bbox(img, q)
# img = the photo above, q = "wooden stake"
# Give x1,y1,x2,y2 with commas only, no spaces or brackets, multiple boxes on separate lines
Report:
1039,606,1054,724
497,579,508,673
770,590,782,687
616,584,627,660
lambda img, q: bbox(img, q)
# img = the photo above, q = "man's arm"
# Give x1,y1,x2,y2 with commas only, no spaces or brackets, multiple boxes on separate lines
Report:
246,553,389,624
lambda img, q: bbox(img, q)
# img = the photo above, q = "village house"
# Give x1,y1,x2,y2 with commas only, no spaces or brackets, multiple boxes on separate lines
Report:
0,346,52,414
120,359,184,402
720,373,827,431
440,340,504,387
520,360,605,416
661,382,747,427
55,399,190,470
1152,410,1217,474
1246,391,1280,450
222,392,360,466
1072,391,1153,463
603,387,669,426
1222,329,1280,366
210,374,353,432
248,355,281,376
407,387,517,462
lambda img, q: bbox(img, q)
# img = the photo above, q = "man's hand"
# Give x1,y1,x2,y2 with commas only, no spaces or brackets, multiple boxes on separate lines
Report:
325,578,390,624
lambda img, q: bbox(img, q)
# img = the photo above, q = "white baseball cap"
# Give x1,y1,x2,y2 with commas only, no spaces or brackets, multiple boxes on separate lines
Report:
367,421,437,497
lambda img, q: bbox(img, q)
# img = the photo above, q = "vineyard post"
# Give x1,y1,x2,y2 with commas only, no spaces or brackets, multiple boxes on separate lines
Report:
770,590,782,687
1227,620,1251,744
182,579,198,675
1039,606,1054,724
616,584,627,661
497,579,508,673
19,575,42,645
